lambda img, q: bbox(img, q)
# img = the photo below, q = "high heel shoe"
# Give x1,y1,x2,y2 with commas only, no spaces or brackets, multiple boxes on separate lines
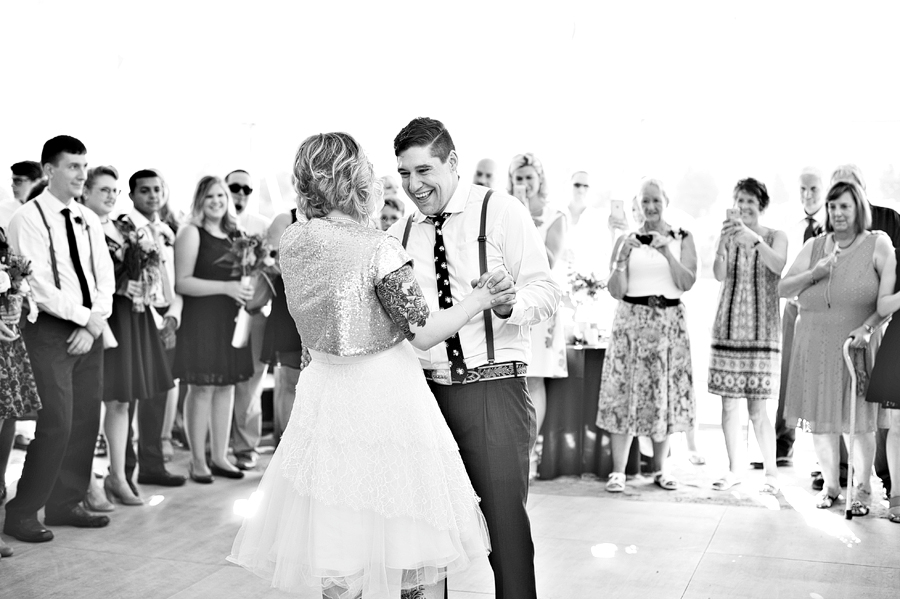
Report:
104,475,143,506
209,462,245,479
84,475,115,512
189,465,214,484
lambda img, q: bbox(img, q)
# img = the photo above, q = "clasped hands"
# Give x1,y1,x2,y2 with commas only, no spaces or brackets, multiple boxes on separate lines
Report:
67,312,107,355
469,267,516,317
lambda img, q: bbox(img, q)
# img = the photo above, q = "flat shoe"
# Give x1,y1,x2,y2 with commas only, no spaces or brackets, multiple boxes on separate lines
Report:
689,453,706,466
888,496,900,523
849,500,869,517
210,463,245,479
653,472,678,491
0,540,11,557
712,474,741,491
189,466,214,484
815,490,840,509
759,482,780,496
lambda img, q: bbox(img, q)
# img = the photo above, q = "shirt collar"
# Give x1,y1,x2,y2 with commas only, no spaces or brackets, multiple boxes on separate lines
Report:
39,188,81,215
128,209,157,229
412,178,468,223
800,205,827,226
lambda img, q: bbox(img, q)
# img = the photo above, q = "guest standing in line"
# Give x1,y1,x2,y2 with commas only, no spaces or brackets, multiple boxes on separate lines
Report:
0,225,42,557
4,135,115,543
174,176,254,483
507,153,568,480
599,177,698,494
779,180,892,515
709,178,787,494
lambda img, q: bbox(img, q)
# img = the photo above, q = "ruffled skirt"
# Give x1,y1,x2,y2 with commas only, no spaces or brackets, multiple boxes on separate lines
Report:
229,341,490,598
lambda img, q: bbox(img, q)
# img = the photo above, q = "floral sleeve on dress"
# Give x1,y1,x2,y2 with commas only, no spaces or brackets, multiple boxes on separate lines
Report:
374,237,429,340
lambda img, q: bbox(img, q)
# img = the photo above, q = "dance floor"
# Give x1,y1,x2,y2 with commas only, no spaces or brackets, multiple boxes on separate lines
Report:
2,425,898,598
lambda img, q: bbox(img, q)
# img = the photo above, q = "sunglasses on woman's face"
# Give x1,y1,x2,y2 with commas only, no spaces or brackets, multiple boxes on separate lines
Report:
573,182,589,189
228,183,253,195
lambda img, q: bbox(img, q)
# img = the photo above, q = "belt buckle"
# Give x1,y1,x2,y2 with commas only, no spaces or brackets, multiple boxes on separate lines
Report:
648,295,664,309
430,369,452,386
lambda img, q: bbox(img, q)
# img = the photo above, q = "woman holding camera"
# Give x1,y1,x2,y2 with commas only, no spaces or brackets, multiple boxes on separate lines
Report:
709,178,787,494
597,178,698,493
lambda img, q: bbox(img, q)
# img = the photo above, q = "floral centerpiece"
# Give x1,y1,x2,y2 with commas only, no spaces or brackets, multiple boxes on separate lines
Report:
564,266,610,346
114,218,162,313
215,233,277,347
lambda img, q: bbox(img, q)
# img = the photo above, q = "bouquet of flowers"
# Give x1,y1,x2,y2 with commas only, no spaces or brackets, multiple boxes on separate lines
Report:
567,271,606,305
215,234,278,347
0,243,36,326
116,219,162,313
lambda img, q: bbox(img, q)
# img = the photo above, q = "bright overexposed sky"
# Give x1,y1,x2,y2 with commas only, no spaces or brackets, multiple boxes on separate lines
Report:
2,0,900,219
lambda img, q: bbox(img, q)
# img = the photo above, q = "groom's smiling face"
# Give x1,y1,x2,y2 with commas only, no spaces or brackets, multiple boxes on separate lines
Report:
397,144,458,216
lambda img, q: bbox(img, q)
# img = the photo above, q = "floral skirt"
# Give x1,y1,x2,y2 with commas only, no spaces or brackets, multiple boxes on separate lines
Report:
0,324,41,420
596,301,695,442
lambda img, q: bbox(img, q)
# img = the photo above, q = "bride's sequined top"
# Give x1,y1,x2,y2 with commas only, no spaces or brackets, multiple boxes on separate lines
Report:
280,218,421,357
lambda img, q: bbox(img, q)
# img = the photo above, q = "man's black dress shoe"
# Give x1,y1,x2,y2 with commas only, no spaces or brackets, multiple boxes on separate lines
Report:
138,470,187,487
44,505,110,528
3,517,54,543
210,464,245,479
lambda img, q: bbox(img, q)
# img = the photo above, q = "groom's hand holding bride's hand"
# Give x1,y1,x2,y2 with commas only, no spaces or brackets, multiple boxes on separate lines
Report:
471,267,516,318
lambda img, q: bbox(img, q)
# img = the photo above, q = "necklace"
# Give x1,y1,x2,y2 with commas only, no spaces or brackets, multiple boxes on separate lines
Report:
322,216,360,225
835,233,858,250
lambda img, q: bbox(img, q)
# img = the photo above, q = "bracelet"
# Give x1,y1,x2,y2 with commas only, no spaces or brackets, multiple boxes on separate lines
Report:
752,237,762,248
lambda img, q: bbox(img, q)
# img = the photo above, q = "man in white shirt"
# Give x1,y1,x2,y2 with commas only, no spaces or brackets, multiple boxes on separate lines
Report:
121,169,187,487
775,167,826,468
1,161,44,229
389,118,559,599
225,169,271,470
472,157,497,189
4,136,116,542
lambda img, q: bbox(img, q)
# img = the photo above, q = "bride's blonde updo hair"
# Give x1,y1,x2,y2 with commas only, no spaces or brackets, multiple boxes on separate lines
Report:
293,132,376,221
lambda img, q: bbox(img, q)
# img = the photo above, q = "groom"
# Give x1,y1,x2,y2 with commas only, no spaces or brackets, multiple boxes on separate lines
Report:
389,117,560,599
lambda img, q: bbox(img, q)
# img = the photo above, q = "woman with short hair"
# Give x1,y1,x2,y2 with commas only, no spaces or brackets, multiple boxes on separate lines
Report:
598,177,698,493
780,180,892,515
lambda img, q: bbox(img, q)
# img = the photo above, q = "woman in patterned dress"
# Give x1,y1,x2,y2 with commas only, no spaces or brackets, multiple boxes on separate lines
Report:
780,180,892,515
709,178,787,494
507,153,568,480
598,178,698,493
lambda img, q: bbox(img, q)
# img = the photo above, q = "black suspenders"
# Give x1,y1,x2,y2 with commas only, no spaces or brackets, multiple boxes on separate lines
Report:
402,190,495,363
34,200,98,291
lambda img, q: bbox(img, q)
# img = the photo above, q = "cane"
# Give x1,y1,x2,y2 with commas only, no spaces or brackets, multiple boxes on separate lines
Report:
841,337,857,520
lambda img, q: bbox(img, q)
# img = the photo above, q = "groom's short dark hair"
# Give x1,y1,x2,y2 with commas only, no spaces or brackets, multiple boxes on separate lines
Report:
393,117,455,163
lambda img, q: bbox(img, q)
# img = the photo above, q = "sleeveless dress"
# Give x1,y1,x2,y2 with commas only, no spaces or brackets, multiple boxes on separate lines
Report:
866,247,900,427
173,226,253,386
102,220,173,402
229,219,490,599
708,230,782,400
260,210,304,368
596,231,695,442
528,206,568,378
785,233,881,434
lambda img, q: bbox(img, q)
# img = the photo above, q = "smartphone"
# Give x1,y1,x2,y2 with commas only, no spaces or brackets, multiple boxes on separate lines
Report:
610,199,626,222
513,184,527,204
726,208,740,221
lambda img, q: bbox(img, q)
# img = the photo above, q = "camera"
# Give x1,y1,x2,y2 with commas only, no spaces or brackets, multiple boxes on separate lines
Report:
636,234,653,245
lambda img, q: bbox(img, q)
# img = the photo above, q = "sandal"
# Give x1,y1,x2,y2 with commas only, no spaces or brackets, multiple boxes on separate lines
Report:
759,482,780,496
653,472,678,491
605,472,626,493
849,501,870,517
815,490,840,509
689,452,706,466
712,473,742,491
888,496,900,523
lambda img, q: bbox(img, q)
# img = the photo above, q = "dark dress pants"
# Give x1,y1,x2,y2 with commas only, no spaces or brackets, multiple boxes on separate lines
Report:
125,346,175,480
5,314,103,520
775,302,798,458
428,377,538,599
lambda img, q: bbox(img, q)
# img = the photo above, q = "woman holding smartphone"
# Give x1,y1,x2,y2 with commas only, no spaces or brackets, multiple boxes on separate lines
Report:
709,178,788,494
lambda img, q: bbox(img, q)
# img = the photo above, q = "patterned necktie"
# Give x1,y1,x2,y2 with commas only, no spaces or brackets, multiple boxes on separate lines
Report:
803,215,820,242
431,213,467,383
61,207,92,308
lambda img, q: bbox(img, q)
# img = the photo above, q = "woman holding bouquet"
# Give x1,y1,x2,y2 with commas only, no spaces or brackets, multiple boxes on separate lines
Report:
0,225,41,557
81,166,174,505
174,176,254,482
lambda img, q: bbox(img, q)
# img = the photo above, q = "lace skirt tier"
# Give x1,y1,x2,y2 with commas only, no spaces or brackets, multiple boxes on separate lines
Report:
229,341,490,599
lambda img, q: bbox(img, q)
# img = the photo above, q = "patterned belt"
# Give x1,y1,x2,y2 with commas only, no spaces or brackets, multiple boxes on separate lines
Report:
623,295,681,309
424,361,527,386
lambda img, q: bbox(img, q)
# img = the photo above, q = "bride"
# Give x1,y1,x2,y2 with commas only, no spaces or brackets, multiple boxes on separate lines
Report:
229,132,496,598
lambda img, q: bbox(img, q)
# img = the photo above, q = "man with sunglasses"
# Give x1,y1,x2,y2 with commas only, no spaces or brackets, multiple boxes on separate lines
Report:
225,169,271,471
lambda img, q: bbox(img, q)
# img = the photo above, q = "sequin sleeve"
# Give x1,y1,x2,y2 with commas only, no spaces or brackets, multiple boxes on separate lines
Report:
376,264,429,341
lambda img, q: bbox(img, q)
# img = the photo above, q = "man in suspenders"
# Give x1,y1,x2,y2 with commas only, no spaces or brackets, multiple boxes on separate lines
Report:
4,136,115,542
389,118,560,599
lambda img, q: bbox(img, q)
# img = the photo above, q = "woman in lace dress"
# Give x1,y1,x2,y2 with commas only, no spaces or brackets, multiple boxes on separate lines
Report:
230,133,493,599
709,178,787,494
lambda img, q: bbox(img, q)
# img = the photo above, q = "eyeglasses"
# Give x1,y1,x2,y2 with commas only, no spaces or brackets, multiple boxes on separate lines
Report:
228,183,253,195
98,187,120,197
573,183,590,189
11,176,35,186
